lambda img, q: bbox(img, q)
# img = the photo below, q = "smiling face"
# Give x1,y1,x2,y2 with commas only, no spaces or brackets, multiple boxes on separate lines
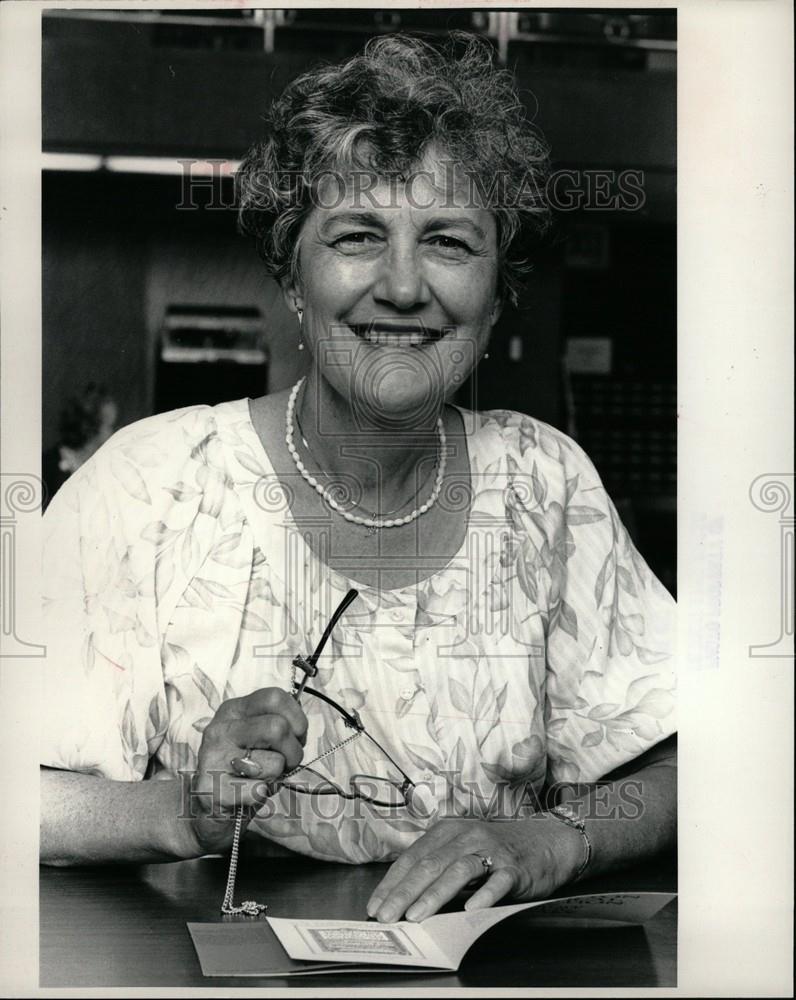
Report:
283,152,502,428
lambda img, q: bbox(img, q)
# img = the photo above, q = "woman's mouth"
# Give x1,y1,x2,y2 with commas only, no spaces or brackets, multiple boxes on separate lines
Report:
347,323,449,348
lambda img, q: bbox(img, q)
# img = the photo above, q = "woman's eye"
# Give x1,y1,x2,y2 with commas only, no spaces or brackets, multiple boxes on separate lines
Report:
428,235,472,255
333,232,380,249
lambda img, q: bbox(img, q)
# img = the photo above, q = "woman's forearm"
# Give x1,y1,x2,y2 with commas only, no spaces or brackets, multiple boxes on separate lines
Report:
40,767,202,866
555,736,677,880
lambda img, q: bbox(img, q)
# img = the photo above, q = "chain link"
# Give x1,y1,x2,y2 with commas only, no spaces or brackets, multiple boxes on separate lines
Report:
219,729,363,916
220,808,267,917
221,632,369,916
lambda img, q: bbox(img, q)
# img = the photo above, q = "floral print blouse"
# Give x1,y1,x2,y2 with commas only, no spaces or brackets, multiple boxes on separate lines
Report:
41,400,677,863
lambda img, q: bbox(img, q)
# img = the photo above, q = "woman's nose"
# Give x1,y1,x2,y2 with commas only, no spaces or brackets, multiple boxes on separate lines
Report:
372,247,431,311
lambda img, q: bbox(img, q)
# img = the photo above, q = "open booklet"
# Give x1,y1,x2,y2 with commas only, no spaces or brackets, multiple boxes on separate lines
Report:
188,890,676,977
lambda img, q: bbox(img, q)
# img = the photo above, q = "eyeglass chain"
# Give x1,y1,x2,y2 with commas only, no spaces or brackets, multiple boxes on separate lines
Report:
221,590,360,917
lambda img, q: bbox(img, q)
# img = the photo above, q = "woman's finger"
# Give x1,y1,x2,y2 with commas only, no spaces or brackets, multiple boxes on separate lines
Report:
402,853,496,922
246,687,308,743
227,748,287,781
463,867,518,911
226,717,304,771
371,838,484,923
221,687,308,743
366,823,463,916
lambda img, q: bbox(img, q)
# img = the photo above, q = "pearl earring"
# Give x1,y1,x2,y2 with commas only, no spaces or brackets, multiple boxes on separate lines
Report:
483,352,489,360
297,308,304,350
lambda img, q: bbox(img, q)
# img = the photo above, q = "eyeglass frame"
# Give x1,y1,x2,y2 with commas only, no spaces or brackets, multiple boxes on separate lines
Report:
273,680,417,809
221,587,423,915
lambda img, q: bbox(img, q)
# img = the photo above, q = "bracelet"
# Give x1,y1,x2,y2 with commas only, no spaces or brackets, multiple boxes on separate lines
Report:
544,804,592,882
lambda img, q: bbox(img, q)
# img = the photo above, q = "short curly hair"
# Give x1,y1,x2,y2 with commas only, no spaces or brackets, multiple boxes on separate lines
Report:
237,32,551,305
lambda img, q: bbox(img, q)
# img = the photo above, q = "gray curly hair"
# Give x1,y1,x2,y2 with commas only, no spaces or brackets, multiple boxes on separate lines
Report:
237,32,551,305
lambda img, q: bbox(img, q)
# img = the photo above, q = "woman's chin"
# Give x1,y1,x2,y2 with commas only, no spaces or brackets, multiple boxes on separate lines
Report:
346,378,446,429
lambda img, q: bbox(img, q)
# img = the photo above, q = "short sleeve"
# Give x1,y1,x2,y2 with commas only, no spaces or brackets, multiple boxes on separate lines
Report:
40,441,170,781
533,437,677,784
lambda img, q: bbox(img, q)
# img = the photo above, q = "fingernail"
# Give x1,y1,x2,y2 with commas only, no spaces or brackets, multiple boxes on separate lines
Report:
366,897,382,918
377,905,398,923
230,756,261,778
464,896,486,911
405,903,427,922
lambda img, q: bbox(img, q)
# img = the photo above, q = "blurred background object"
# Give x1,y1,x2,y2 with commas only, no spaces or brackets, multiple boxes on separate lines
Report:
155,304,268,412
41,382,119,509
41,7,676,592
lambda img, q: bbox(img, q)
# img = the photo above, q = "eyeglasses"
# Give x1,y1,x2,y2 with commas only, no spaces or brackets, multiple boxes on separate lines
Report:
275,683,417,809
221,589,426,916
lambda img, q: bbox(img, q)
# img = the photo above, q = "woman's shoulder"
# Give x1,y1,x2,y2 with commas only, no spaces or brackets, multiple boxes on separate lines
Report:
80,399,252,475
46,399,251,520
462,406,598,477
101,400,245,450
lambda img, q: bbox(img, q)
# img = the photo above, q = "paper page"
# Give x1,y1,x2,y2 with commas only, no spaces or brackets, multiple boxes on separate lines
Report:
393,892,676,969
422,892,676,968
267,915,454,970
524,891,677,928
268,891,676,971
418,900,551,967
423,892,676,968
187,920,439,977
188,921,347,977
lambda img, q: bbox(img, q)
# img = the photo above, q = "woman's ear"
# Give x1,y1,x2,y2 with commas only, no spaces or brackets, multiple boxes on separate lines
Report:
490,295,504,328
280,276,303,316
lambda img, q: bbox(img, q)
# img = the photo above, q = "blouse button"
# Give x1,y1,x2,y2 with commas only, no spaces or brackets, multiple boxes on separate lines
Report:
399,686,415,701
390,609,405,622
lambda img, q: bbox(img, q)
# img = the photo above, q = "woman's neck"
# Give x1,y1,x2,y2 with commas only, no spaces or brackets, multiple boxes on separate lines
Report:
296,372,444,507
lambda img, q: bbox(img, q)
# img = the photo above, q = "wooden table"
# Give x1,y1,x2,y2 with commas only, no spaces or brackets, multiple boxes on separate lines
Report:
40,853,676,988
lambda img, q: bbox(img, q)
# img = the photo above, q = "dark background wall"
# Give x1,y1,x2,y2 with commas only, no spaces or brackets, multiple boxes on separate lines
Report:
42,8,676,590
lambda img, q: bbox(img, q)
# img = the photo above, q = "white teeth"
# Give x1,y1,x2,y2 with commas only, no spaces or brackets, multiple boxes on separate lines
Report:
353,327,430,347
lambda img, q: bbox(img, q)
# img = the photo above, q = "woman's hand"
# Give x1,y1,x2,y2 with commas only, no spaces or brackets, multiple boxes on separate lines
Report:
366,815,586,923
183,687,308,856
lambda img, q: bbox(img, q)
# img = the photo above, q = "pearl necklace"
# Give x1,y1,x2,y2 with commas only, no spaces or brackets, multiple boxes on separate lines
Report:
294,405,434,519
285,377,447,531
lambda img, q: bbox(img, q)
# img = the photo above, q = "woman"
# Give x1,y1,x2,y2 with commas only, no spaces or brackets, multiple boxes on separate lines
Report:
41,34,676,924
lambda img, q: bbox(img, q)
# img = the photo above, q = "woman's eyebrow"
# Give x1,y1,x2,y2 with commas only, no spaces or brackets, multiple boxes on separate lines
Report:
422,217,487,241
319,211,386,233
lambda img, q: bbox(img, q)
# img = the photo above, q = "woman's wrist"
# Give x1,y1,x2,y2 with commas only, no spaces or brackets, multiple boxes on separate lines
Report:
541,752,677,883
41,767,207,865
165,774,206,860
168,771,244,860
541,805,593,882
526,812,590,891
